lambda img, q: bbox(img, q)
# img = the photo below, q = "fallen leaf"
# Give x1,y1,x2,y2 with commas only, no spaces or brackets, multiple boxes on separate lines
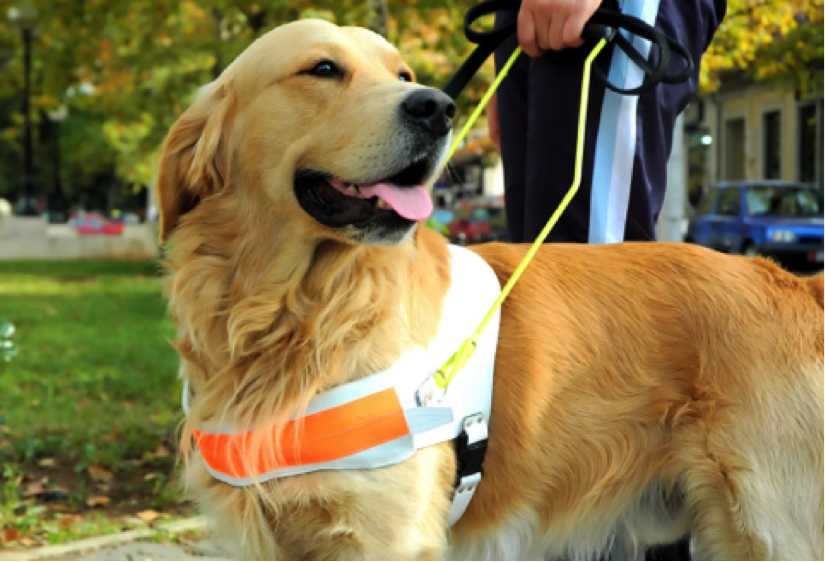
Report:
0,439,10,447
102,429,120,442
136,509,161,523
38,458,55,468
19,536,39,547
3,527,19,544
86,496,110,508
88,464,114,482
60,516,73,528
22,481,44,497
48,504,74,513
154,445,170,458
144,472,159,481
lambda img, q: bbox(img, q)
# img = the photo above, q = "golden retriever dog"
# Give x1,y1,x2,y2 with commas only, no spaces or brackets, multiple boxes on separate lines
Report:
156,19,824,561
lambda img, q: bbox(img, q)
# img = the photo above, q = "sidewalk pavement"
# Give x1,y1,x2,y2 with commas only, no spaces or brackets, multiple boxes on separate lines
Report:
0,519,233,562
64,537,229,561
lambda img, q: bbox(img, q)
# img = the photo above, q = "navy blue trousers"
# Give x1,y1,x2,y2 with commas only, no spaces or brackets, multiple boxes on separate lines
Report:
494,0,726,244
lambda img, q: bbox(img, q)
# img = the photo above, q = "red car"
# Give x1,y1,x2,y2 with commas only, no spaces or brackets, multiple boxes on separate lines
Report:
71,213,124,235
439,203,508,245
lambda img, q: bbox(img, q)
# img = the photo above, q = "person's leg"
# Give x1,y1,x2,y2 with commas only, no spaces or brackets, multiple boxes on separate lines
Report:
602,0,726,242
512,0,622,244
494,10,530,244
522,48,611,244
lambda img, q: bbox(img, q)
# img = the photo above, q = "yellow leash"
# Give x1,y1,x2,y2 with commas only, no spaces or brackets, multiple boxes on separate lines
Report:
434,38,608,390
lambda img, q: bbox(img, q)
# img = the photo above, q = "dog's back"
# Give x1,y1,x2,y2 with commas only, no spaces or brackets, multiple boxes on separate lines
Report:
456,241,823,560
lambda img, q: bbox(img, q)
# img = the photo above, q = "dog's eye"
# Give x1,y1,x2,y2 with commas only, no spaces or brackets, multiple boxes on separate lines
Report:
399,72,412,82
308,61,340,78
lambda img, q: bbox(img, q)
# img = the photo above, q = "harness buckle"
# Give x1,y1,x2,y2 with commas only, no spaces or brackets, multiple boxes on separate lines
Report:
447,413,489,526
455,413,488,485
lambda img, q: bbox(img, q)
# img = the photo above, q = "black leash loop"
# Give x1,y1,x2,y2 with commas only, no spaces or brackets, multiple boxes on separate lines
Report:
441,0,694,100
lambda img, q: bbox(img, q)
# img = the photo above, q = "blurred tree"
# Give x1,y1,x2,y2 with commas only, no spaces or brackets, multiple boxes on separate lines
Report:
701,0,824,98
367,0,389,37
0,0,819,206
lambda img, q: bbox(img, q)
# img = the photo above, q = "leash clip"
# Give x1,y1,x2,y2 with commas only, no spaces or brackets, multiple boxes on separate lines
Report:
417,374,446,407
433,336,479,390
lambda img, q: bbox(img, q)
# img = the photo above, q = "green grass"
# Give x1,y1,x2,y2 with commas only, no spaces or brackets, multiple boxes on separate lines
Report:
0,260,180,470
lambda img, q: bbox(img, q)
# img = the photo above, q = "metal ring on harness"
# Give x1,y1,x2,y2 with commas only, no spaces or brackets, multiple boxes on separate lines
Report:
441,0,695,101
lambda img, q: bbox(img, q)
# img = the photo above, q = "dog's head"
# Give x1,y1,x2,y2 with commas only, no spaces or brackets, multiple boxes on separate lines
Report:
156,19,455,247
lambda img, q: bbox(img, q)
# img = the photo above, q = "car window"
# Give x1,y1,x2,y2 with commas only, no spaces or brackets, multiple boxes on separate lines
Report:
745,185,824,217
470,208,490,223
717,188,741,217
696,188,719,216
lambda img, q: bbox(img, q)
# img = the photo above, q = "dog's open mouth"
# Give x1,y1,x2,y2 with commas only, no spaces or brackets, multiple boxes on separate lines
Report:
294,158,436,229
326,180,432,220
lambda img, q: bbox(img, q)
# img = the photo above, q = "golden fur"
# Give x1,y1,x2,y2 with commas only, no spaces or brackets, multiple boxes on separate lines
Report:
157,19,824,560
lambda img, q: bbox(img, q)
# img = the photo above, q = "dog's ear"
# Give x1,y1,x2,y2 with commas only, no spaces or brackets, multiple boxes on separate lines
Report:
155,82,236,243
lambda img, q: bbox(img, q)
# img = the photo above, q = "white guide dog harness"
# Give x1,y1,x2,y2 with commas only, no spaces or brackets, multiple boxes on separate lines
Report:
184,244,502,526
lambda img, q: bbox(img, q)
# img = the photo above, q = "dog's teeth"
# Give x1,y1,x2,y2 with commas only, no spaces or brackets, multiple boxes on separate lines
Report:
376,198,389,209
347,184,357,192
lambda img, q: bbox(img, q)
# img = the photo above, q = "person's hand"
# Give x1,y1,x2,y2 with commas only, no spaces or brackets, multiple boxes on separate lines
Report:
518,0,602,58
487,91,502,151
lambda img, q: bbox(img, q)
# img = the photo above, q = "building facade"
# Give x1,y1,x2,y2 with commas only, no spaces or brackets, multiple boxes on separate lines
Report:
683,79,824,205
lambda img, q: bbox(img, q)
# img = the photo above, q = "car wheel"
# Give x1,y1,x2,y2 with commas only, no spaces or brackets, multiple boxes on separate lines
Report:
742,242,758,257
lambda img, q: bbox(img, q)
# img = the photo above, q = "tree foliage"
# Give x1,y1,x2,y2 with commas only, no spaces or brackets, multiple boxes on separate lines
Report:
0,0,820,205
700,0,824,97
0,0,494,201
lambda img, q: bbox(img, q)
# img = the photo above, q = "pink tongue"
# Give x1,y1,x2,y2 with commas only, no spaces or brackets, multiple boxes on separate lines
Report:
358,184,433,221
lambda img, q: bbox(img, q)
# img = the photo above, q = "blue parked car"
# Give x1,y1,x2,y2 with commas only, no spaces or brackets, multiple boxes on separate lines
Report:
686,182,824,270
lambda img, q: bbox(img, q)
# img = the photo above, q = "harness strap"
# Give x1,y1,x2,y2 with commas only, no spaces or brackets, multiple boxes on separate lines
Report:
182,244,502,524
187,382,459,486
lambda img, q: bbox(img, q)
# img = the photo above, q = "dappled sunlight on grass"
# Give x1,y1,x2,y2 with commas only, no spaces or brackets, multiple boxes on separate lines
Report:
0,260,189,546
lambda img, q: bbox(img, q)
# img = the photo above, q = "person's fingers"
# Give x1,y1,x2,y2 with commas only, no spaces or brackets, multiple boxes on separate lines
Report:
548,13,567,51
561,12,586,47
517,7,543,58
531,1,554,53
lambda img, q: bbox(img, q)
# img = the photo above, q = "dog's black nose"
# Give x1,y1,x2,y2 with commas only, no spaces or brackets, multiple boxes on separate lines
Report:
401,89,456,138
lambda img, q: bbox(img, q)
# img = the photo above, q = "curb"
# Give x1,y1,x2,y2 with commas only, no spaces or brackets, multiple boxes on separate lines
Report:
0,517,207,561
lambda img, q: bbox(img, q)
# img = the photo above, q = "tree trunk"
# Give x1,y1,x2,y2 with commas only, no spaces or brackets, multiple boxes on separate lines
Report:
367,0,389,38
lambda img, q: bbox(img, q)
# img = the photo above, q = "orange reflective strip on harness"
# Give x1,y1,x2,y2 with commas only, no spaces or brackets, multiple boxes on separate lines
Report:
193,388,410,479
